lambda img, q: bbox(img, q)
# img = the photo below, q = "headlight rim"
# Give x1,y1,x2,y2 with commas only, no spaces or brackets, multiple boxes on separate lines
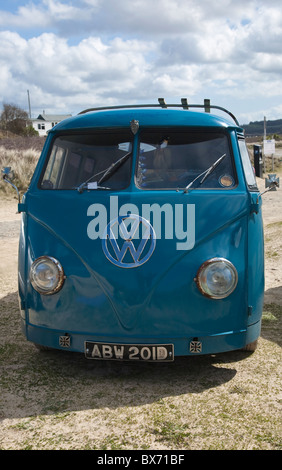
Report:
196,257,238,299
30,255,65,295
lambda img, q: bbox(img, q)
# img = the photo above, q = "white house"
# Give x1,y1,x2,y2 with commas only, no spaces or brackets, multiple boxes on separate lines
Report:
31,111,72,136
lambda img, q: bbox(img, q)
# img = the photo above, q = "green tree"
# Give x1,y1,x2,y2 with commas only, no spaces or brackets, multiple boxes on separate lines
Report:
0,102,30,135
23,124,39,136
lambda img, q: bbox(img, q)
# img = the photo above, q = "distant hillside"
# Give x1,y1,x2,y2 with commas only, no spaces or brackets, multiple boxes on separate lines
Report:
242,119,282,136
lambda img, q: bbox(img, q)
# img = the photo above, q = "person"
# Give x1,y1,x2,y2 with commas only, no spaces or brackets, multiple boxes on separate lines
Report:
153,137,173,182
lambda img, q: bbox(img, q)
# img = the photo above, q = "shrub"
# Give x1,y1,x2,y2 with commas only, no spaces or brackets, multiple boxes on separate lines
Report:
0,136,44,195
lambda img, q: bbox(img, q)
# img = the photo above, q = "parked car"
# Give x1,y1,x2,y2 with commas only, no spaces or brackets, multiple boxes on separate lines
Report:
3,99,278,361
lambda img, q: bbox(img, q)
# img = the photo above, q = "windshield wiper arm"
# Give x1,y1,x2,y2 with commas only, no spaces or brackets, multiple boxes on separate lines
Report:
77,151,132,193
199,153,226,185
98,151,132,185
183,153,226,193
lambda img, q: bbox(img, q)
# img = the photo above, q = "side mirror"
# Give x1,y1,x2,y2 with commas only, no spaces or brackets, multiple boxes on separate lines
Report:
2,166,14,180
2,167,20,203
258,173,280,198
265,173,280,192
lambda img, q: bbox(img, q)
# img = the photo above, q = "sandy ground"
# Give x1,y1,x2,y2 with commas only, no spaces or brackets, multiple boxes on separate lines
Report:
257,175,282,306
0,197,20,298
0,177,281,451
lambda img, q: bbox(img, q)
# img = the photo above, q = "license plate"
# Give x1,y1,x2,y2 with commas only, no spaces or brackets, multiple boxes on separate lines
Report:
85,342,174,361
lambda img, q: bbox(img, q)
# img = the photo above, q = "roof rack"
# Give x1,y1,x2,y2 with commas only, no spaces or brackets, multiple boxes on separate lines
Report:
78,99,240,126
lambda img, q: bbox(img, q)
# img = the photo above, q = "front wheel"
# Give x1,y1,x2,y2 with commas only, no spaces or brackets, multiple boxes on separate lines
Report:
33,343,53,351
242,339,258,351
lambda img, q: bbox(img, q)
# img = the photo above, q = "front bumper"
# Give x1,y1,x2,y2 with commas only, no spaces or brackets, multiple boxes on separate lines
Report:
21,319,261,357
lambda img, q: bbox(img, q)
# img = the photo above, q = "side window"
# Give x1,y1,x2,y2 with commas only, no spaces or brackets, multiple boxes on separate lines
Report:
238,139,258,189
41,145,65,189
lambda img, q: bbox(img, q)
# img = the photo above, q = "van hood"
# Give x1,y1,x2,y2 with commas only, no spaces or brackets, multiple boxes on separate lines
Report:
24,190,249,336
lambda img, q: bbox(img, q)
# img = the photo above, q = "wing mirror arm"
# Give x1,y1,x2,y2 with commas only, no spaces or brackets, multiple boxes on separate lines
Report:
259,174,280,198
2,167,21,204
251,174,279,213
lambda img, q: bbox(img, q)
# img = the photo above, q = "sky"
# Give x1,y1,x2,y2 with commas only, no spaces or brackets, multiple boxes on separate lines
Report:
1,0,282,125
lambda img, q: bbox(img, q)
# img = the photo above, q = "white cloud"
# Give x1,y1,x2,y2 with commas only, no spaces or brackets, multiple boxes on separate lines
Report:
0,31,157,112
0,0,90,30
0,0,282,123
0,0,260,37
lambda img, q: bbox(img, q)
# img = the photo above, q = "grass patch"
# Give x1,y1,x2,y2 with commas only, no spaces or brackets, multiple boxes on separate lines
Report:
263,303,282,322
0,136,43,195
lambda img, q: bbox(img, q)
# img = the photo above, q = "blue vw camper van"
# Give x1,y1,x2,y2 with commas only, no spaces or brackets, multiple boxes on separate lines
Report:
3,99,275,360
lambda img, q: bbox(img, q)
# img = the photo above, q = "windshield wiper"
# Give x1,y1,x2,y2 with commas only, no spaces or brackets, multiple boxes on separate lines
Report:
98,151,131,184
77,151,132,193
183,153,226,193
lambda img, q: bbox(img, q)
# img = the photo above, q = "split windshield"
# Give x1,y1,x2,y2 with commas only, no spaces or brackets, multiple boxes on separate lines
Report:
136,130,235,189
40,129,235,190
40,131,133,190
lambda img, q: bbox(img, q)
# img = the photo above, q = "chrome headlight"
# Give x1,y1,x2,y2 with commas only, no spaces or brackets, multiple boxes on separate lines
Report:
30,256,65,295
196,258,238,299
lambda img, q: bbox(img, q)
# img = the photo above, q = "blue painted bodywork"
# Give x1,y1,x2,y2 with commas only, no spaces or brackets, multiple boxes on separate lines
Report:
18,107,264,358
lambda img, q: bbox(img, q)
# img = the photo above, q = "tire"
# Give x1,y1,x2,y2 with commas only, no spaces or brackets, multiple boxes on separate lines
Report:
242,339,258,352
33,343,53,351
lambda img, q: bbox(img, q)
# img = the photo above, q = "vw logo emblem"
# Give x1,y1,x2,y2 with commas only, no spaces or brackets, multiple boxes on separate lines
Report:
102,214,156,268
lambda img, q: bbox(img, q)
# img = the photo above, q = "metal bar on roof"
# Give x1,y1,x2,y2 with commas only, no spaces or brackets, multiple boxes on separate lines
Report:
204,99,211,113
78,99,240,126
158,98,167,108
181,98,189,109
